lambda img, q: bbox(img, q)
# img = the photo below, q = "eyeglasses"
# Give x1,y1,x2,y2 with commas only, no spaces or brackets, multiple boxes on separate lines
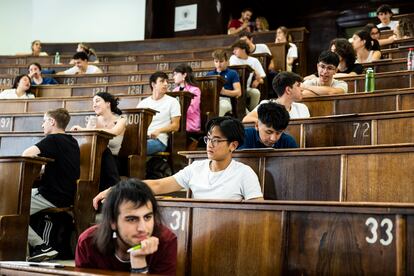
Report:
318,63,336,72
203,136,228,147
371,31,380,36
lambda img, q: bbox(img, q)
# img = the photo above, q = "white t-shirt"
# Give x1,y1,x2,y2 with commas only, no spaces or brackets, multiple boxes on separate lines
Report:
287,43,298,59
0,89,35,99
302,78,348,93
377,20,398,31
254,99,310,119
173,159,263,200
251,44,272,56
63,64,102,74
137,94,181,146
229,55,266,88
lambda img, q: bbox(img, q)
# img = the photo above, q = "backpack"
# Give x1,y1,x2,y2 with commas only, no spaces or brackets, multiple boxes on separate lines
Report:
146,156,172,179
29,211,76,259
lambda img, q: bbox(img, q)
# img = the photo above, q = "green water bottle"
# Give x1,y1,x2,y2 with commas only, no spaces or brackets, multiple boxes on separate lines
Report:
365,67,375,93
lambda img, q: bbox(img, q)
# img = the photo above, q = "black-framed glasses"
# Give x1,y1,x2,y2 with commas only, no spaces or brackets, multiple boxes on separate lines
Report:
203,136,228,147
317,63,336,72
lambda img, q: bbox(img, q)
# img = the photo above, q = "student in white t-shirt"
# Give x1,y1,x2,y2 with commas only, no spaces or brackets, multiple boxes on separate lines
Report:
302,51,348,97
0,74,35,99
137,71,181,155
376,4,398,31
229,40,266,112
275,26,298,72
92,117,263,206
58,52,102,75
239,31,275,71
243,71,310,123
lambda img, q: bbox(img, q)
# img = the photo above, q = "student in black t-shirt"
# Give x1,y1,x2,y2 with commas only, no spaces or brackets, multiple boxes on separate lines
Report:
23,108,80,262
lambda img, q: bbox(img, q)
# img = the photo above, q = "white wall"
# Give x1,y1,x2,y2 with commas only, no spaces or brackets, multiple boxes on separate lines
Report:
0,0,146,55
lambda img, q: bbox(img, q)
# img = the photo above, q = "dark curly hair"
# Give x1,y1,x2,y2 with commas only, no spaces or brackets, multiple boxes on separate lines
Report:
329,38,357,69
95,92,122,115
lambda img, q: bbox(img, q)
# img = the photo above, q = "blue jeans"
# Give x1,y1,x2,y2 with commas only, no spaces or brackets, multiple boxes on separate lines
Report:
147,139,167,155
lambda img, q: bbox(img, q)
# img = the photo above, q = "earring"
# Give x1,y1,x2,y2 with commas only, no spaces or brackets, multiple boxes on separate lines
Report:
112,231,117,238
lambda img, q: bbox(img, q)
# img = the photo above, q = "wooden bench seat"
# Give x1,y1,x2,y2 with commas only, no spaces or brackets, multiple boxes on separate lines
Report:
284,110,414,147
339,70,414,92
362,57,408,73
0,58,214,75
158,199,414,275
0,156,50,260
382,45,413,59
299,87,414,116
179,143,414,203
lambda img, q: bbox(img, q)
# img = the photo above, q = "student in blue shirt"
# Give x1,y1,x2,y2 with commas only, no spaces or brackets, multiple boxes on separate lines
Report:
206,49,241,116
28,62,58,85
238,102,297,149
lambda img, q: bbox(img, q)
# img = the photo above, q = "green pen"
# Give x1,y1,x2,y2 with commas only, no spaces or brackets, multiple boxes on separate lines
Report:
127,244,142,253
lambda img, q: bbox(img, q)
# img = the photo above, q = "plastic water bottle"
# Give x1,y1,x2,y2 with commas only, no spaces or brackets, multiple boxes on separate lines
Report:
54,52,60,64
365,67,375,93
408,48,414,71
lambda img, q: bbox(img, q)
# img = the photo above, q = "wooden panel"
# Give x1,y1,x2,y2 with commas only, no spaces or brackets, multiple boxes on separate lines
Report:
335,94,396,114
159,206,190,276
0,102,26,113
287,212,397,275
0,157,48,260
285,124,300,145
27,101,63,113
0,162,31,215
346,152,414,202
302,100,334,117
341,72,413,93
364,58,406,73
377,117,414,144
408,215,414,275
191,208,283,276
304,120,371,147
400,93,414,110
263,155,341,200
158,200,413,276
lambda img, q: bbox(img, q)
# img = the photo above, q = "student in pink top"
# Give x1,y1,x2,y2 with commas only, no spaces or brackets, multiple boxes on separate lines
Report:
172,64,201,133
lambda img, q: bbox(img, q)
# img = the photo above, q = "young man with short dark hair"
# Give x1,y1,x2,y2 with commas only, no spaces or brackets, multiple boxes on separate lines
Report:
23,108,80,261
243,71,310,123
76,179,177,275
229,39,266,111
239,102,297,149
59,52,102,74
376,4,398,31
137,71,181,155
93,117,263,204
302,50,348,97
206,49,242,116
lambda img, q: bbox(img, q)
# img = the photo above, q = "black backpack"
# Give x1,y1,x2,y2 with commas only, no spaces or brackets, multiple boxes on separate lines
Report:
29,211,76,259
146,156,172,179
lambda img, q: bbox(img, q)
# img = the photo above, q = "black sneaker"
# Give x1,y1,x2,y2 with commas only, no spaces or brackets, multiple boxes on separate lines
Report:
27,244,59,262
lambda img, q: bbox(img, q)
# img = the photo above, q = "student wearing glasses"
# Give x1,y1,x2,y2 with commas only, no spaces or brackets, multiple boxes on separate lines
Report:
93,117,263,206
301,50,348,97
